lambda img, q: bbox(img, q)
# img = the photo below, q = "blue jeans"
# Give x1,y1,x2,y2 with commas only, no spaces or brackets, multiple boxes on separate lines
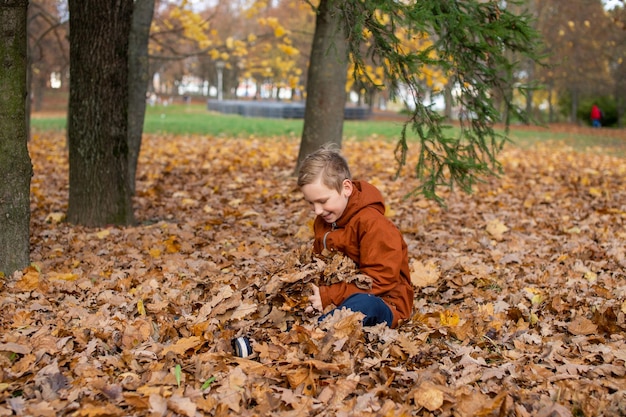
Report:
319,293,393,327
592,119,601,128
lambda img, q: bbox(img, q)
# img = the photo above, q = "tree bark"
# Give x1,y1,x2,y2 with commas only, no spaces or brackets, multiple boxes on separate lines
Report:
0,0,32,275
128,0,154,195
296,0,349,172
67,0,135,226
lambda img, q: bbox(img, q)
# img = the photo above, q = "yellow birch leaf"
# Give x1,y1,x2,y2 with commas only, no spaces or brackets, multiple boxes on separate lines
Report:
96,229,110,239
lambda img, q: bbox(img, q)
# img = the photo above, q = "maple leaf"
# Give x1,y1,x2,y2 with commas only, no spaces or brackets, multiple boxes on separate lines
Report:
411,259,439,287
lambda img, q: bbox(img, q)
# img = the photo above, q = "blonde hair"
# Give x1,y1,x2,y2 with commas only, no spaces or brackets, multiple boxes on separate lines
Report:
297,144,352,193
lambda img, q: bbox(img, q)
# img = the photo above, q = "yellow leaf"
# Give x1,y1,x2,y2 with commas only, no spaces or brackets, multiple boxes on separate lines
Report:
531,294,544,305
149,248,162,258
439,310,459,327
165,236,181,253
588,187,602,197
45,212,65,224
50,273,79,282
584,271,597,282
137,299,146,316
96,229,110,239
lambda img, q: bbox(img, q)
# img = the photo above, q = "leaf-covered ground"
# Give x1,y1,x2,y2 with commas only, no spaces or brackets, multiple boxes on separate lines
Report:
1,131,625,416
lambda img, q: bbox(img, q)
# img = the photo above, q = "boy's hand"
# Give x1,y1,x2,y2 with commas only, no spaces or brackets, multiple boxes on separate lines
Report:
305,284,322,314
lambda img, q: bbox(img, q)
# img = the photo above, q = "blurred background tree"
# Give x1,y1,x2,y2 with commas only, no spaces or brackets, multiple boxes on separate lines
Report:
25,0,626,127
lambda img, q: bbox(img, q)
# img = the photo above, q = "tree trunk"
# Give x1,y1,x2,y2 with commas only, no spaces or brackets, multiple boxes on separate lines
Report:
128,0,155,195
295,0,349,172
0,0,32,275
67,0,135,226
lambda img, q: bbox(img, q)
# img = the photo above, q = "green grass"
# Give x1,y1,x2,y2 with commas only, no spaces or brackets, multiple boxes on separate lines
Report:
31,103,626,157
31,117,67,132
145,104,304,137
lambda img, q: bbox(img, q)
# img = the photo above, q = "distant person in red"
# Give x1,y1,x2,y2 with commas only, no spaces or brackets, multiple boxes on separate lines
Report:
590,104,602,128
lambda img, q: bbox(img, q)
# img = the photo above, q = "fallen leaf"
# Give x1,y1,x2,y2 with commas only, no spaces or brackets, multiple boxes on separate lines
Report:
486,218,509,240
411,260,439,287
567,316,598,336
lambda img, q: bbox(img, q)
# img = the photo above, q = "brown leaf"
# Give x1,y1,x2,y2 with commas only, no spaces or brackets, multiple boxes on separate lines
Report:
161,336,203,356
414,382,445,411
567,316,598,336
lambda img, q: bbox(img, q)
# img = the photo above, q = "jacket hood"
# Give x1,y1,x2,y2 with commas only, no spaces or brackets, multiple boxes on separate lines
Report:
335,180,385,227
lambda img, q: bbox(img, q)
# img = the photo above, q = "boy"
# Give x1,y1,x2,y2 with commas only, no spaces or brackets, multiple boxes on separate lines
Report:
297,145,414,328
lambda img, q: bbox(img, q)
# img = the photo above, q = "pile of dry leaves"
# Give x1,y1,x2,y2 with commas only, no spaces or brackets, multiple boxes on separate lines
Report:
0,131,625,416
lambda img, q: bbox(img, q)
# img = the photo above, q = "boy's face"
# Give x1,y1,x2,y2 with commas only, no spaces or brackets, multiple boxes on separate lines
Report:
301,178,353,224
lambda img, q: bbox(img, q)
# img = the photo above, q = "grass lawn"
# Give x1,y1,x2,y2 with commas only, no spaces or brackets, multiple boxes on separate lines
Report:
30,103,626,157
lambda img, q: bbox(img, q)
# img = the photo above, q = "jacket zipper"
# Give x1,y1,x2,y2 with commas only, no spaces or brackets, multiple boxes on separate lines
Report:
322,222,337,252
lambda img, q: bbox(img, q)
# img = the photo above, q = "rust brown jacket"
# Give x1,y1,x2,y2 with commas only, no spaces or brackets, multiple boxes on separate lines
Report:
312,180,414,328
